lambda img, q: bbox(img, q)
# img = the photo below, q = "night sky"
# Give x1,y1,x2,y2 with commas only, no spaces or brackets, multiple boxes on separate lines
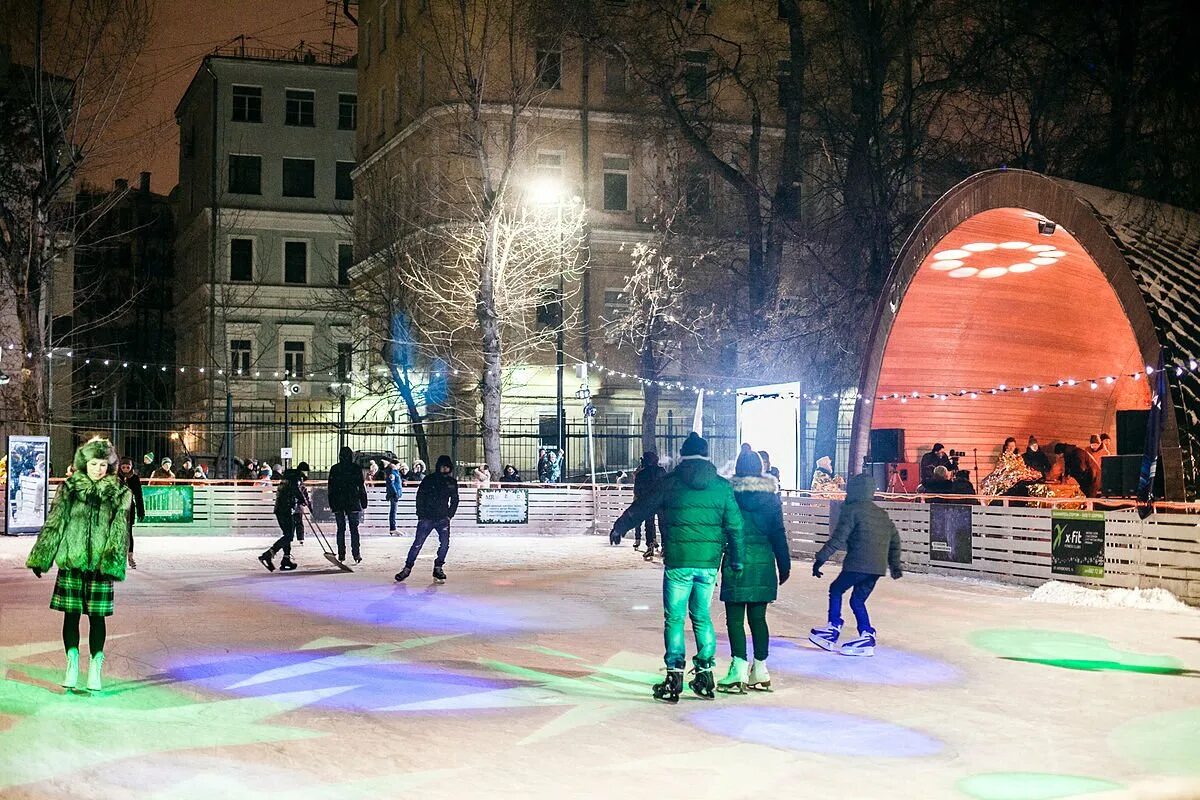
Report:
91,0,356,195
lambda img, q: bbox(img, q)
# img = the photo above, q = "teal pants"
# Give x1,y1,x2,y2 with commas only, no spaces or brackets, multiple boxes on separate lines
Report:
662,567,718,669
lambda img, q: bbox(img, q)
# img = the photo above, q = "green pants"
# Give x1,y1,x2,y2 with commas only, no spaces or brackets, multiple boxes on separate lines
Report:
662,567,718,669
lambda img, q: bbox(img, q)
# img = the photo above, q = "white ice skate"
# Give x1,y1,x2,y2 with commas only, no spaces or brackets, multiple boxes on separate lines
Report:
62,647,79,689
87,652,105,692
839,631,876,657
716,657,748,694
746,659,772,691
808,624,842,652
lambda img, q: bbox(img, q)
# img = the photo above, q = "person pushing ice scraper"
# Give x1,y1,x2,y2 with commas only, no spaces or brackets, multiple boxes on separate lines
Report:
610,432,744,703
808,472,903,657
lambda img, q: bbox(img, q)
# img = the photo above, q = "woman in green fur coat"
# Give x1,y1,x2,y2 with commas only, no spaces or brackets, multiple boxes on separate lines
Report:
26,438,131,692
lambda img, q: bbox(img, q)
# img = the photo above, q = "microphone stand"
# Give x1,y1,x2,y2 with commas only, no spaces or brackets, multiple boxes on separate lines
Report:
973,448,979,481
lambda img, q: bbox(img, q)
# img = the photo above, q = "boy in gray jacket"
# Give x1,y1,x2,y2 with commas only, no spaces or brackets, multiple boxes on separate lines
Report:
808,472,903,656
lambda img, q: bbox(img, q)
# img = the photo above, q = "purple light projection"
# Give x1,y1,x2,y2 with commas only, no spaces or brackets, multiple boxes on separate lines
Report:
760,638,960,686
689,707,944,758
232,578,607,635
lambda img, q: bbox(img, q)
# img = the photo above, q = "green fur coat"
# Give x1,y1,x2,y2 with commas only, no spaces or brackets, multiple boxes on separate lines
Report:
26,471,132,580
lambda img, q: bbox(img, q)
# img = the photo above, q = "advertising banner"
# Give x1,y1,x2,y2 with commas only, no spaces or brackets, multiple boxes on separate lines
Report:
4,435,51,535
1051,509,1106,577
929,504,973,564
142,485,195,524
477,488,529,525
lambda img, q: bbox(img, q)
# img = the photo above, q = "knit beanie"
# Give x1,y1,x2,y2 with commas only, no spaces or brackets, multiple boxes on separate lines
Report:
735,449,763,477
680,432,709,458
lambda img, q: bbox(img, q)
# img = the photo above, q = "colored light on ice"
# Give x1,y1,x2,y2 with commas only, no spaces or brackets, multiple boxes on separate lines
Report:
763,639,960,686
957,772,1124,800
689,707,943,758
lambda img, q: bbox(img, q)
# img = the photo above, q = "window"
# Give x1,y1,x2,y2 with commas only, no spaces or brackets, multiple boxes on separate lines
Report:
232,85,262,123
602,288,628,322
336,342,353,380
230,339,251,375
284,241,308,284
335,162,355,201
604,52,626,95
602,155,630,211
683,51,708,101
380,1,389,46
283,341,306,378
229,238,253,282
282,158,316,198
285,89,315,127
536,286,563,328
536,43,562,90
338,93,357,130
228,154,262,194
685,165,711,213
535,150,563,180
337,243,353,284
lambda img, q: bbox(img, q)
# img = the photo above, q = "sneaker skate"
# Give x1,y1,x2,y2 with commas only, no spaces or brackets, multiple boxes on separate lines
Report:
432,567,447,584
394,566,412,582
652,668,684,703
279,556,298,572
839,631,876,657
716,656,748,694
808,624,842,652
746,659,772,691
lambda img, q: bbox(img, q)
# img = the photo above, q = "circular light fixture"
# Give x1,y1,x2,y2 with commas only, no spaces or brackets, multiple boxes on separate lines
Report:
999,241,1031,249
1026,244,1055,253
1031,257,1058,265
931,259,965,271
978,267,1009,278
962,242,999,252
1009,262,1037,273
933,249,971,260
1042,250,1068,258
948,267,978,278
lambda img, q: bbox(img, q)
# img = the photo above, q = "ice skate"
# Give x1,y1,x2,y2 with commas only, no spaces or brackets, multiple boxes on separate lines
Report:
716,656,748,694
688,665,715,700
279,556,298,572
839,631,876,657
62,648,79,689
746,659,772,691
394,565,412,582
432,567,447,584
633,540,642,551
353,556,362,565
643,544,657,561
808,623,842,652
609,530,622,546
257,550,276,572
652,668,684,703
86,652,104,692
127,553,137,569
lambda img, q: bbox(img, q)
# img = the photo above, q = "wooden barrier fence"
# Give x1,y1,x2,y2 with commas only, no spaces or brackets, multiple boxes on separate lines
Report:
4,483,1198,603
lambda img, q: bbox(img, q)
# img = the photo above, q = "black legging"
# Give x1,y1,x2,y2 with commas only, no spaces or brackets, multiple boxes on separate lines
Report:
62,612,107,654
725,601,770,661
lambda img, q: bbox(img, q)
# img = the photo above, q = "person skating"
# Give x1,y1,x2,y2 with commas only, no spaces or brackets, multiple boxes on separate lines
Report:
610,432,744,703
116,457,145,569
259,463,311,572
394,455,459,584
717,448,791,693
808,472,903,657
328,446,369,563
291,462,311,545
26,438,131,693
384,459,403,534
627,451,666,559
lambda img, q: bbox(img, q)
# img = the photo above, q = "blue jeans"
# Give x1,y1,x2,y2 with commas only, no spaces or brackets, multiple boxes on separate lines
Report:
388,498,398,531
406,518,450,569
828,570,880,634
662,567,718,669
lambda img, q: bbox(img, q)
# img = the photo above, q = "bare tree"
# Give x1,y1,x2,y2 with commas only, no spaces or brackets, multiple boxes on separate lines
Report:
0,0,152,425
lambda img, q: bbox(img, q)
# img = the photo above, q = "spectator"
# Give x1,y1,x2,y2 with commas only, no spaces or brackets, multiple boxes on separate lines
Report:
500,464,523,483
473,464,492,488
757,450,781,482
409,459,427,483
384,459,403,535
149,458,175,483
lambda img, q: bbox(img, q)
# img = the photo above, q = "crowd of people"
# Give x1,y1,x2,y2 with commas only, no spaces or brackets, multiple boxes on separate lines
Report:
919,433,1112,500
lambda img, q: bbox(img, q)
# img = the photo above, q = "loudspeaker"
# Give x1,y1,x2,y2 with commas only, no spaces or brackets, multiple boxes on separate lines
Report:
1116,410,1149,455
863,461,921,493
1101,454,1144,497
869,428,905,463
865,461,889,492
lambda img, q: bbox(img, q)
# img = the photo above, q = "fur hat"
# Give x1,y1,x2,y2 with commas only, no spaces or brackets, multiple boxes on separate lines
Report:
73,437,118,473
680,432,709,458
735,449,763,477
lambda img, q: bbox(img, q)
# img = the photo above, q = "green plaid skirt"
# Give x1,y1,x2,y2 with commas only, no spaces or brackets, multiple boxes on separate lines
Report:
50,569,115,617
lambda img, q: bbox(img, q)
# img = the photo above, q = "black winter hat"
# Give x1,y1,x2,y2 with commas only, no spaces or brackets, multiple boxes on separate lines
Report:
735,449,763,477
435,454,454,472
297,461,310,472
680,432,709,458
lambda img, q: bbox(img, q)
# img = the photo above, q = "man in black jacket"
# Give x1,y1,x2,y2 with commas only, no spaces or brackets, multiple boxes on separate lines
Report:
630,451,666,558
328,446,368,563
1023,436,1051,477
117,457,145,569
395,455,459,584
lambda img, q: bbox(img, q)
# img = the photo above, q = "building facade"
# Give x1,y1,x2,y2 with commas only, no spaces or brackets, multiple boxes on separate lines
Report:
173,47,358,421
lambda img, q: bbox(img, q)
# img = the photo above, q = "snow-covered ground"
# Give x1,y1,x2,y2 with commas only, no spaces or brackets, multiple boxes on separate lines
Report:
1,533,1198,800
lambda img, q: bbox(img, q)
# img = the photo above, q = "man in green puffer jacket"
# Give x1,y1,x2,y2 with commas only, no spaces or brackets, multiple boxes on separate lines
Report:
611,432,744,702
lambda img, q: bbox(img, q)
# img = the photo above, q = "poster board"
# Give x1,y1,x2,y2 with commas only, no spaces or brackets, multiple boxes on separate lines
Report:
929,503,973,564
477,488,529,525
142,485,195,524
4,435,51,535
1051,509,1105,577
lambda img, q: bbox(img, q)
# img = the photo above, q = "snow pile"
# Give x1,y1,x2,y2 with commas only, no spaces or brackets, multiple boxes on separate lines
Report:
1029,580,1196,614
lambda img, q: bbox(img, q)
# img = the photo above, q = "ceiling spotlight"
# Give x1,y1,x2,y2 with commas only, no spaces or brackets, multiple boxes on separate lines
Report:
1037,219,1056,235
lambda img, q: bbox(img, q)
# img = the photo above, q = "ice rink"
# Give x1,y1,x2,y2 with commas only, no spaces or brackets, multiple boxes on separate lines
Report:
1,534,1198,800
